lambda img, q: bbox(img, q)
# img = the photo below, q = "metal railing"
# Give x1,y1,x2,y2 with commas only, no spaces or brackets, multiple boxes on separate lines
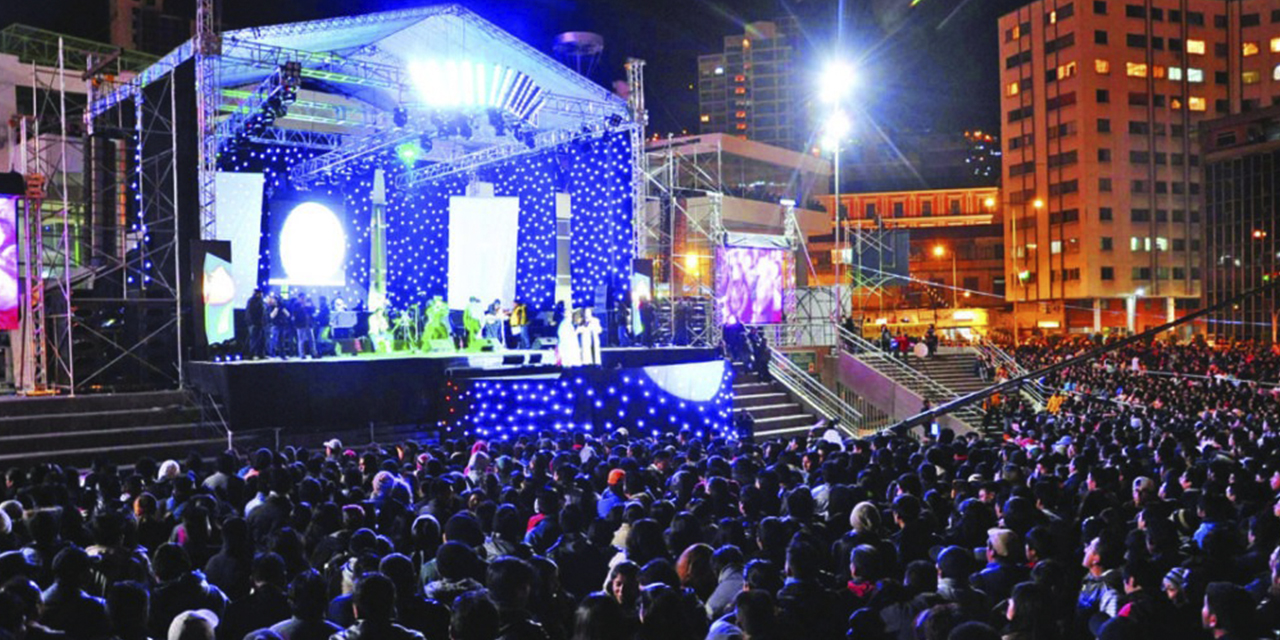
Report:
837,327,986,429
743,321,839,348
974,339,1050,409
765,346,863,437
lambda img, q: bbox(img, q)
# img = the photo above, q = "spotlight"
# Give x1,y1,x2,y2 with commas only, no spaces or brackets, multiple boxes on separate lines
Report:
393,107,410,128
419,134,434,153
606,114,624,128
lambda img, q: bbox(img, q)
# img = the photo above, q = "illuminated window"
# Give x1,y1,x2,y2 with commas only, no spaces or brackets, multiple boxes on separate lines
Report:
742,38,750,48
1171,97,1183,109
1126,62,1148,77
1273,64,1280,81
1057,61,1078,79
1188,68,1204,82
1272,37,1280,52
734,87,746,95
1188,96,1206,111
1245,41,1261,56
735,110,747,118
735,123,747,130
1186,39,1205,54
1244,70,1262,84
1152,65,1166,78
714,67,724,75
699,114,710,123
1095,59,1111,74
1168,67,1183,81
734,75,745,82
1007,81,1021,96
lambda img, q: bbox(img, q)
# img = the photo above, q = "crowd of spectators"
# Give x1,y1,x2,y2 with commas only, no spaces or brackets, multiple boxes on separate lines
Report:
3,338,1280,640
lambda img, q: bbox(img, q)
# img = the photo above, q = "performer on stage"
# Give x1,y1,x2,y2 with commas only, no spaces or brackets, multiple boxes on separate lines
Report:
580,307,603,366
558,309,582,367
464,296,484,350
267,293,291,358
509,299,530,350
423,296,451,342
483,299,506,350
246,289,266,359
292,292,317,359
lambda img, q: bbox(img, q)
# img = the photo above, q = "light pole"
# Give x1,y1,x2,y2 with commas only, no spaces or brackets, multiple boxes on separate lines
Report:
821,61,854,330
934,245,958,309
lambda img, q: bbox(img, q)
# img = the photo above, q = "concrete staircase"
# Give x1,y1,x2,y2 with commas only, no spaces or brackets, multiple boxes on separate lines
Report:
731,362,822,437
0,391,229,467
910,352,991,396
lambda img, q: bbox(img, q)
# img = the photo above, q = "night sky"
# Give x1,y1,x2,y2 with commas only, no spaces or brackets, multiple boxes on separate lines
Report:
1,0,1029,136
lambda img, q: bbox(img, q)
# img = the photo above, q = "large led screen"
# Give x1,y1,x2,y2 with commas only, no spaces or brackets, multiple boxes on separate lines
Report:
203,252,236,345
0,198,17,330
716,246,784,325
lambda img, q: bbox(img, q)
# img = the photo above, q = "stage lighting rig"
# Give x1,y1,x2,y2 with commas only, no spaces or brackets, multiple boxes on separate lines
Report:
487,108,506,136
393,107,410,128
606,114,624,128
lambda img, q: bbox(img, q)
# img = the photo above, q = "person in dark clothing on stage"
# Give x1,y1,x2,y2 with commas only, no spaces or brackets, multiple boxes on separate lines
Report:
247,289,266,359
315,296,331,345
267,293,291,358
292,293,317,359
639,298,655,347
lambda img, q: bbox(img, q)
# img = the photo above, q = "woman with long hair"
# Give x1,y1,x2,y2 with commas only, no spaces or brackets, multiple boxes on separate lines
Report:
1004,582,1058,640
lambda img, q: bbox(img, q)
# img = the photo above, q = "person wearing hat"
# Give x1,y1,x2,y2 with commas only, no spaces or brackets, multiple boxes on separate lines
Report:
598,469,628,519
970,528,1028,603
169,609,219,640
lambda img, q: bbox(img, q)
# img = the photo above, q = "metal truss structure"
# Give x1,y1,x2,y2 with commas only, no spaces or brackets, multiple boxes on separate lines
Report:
848,215,901,322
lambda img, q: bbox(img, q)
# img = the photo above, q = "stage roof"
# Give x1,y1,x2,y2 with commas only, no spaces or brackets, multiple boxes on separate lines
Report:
92,4,630,139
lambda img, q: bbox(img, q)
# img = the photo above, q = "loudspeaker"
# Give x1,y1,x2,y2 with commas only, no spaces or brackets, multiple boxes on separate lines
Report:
427,339,456,353
533,337,558,349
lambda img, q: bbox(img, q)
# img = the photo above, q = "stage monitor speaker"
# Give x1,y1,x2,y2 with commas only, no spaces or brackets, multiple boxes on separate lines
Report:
502,354,524,366
533,337,558,349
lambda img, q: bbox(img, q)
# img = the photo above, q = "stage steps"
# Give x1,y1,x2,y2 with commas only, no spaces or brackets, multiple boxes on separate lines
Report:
731,362,821,437
0,390,230,468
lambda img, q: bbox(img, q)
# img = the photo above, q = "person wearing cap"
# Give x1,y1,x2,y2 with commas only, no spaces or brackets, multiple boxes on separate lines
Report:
598,469,628,520
970,528,1028,603
169,609,219,640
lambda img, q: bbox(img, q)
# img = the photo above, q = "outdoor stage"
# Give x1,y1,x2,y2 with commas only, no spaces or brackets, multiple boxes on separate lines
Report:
186,347,735,439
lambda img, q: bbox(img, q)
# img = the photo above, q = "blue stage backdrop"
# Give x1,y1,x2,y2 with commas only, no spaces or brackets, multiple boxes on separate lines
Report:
442,360,735,441
222,131,632,315
220,146,373,306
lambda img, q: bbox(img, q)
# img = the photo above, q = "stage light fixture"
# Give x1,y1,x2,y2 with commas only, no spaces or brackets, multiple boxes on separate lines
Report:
455,116,473,140
606,114,624,128
393,106,410,128
395,141,422,165
419,134,434,153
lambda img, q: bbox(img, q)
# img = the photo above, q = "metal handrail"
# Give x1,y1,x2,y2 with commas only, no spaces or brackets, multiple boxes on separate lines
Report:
764,346,862,436
974,339,1050,407
837,328,986,425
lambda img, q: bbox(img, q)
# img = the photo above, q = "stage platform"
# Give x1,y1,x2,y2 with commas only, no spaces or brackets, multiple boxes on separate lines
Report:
186,347,732,436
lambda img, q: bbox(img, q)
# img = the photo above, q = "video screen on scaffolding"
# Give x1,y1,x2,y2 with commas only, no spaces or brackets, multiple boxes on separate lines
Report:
715,246,784,325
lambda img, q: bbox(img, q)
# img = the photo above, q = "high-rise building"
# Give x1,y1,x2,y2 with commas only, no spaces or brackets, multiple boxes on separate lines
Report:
997,0,1280,334
1200,106,1280,342
697,17,805,151
109,0,193,56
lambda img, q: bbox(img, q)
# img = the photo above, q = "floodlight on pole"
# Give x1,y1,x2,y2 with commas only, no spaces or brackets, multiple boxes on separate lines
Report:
819,61,857,104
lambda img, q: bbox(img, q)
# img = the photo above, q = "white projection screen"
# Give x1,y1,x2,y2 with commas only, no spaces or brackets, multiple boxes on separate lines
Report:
448,196,519,310
214,171,266,309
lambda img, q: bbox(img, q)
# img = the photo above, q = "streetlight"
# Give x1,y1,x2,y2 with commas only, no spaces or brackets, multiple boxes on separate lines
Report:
824,108,851,325
934,245,958,309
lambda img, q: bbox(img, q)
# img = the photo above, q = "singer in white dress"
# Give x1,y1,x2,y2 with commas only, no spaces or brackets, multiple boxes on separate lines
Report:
558,311,583,367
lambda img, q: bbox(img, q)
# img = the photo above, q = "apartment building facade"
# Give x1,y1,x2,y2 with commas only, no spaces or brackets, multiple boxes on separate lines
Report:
997,0,1280,334
697,18,805,151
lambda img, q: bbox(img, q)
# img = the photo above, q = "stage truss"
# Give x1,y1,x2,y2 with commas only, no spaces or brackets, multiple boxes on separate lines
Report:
640,139,801,349
72,4,641,390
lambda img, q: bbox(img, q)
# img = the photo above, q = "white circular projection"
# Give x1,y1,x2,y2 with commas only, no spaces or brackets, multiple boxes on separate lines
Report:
280,202,346,285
